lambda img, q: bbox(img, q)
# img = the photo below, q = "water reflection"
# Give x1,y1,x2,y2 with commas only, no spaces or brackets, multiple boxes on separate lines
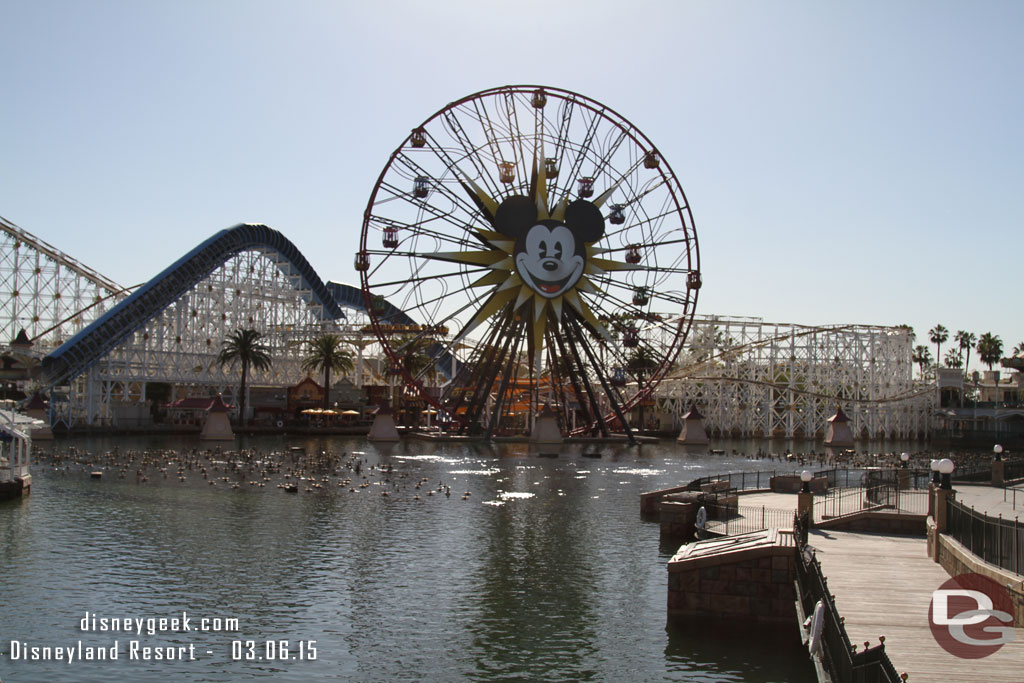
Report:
464,464,601,681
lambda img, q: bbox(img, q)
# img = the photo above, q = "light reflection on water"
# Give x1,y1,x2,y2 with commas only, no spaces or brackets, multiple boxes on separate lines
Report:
0,435,855,682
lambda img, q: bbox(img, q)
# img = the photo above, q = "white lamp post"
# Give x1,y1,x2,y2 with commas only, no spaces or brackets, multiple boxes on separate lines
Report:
937,458,954,490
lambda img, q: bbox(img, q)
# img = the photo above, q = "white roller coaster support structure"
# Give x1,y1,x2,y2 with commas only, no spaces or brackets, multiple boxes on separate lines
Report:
656,315,933,440
0,218,383,426
0,216,124,350
66,250,382,427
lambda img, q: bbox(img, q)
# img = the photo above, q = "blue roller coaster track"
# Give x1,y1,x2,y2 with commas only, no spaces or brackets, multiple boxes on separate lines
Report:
43,223,349,387
40,222,454,390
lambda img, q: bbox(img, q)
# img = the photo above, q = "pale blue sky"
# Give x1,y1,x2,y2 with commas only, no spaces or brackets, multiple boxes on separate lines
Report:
3,0,1022,368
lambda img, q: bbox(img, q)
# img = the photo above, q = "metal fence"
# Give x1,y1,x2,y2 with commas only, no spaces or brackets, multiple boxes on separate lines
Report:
820,485,929,519
815,467,931,490
815,462,1024,489
815,468,873,488
704,503,793,536
1003,486,1024,511
951,463,993,483
1004,459,1024,481
946,497,1024,575
865,486,930,515
793,511,903,683
685,470,777,493
821,486,874,518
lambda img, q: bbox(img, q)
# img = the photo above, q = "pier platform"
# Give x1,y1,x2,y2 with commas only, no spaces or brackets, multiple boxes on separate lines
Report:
809,529,1024,682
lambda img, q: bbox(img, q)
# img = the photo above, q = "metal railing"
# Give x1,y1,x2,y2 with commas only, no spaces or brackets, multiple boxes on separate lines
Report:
794,511,903,682
865,486,929,515
820,485,929,519
814,467,931,490
704,503,793,536
821,486,875,518
1003,485,1024,510
946,497,1023,575
685,469,777,493
815,468,873,489
949,462,993,482
1004,459,1024,481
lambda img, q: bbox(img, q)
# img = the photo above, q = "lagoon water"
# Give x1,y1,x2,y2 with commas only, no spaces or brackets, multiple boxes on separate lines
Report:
0,435,841,682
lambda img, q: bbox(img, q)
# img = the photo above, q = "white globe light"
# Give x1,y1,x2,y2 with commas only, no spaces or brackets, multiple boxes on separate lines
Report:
937,458,955,475
930,459,939,472
900,452,910,462
994,444,1004,455
801,470,812,482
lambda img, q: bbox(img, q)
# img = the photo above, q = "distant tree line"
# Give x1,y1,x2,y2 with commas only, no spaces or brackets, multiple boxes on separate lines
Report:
909,323,1021,379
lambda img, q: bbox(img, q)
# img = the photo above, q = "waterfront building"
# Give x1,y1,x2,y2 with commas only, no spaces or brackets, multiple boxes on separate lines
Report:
934,364,1024,445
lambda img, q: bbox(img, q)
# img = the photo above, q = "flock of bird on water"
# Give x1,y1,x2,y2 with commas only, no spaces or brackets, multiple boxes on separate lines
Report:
30,443,1001,503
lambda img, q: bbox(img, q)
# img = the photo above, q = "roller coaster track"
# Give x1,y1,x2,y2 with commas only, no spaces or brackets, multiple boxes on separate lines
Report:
663,319,929,405
675,376,934,405
0,215,125,348
325,281,414,326
0,215,123,294
41,223,344,388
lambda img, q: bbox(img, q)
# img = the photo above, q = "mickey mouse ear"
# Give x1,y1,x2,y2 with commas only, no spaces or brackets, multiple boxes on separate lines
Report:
565,200,606,242
495,195,538,238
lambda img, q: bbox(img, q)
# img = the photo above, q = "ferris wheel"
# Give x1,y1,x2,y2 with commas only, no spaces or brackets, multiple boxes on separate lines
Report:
357,85,700,439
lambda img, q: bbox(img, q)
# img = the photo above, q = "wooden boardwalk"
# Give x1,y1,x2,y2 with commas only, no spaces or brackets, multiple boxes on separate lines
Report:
808,529,1024,682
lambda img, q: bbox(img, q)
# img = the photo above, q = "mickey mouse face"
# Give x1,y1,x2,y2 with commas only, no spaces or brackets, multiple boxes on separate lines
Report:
516,222,584,298
495,195,605,300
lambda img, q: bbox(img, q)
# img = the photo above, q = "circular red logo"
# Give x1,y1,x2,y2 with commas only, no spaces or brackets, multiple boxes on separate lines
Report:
929,572,1015,658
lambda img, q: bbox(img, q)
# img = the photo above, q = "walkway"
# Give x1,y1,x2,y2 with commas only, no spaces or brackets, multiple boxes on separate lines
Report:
706,490,924,535
808,529,1024,682
954,483,1024,521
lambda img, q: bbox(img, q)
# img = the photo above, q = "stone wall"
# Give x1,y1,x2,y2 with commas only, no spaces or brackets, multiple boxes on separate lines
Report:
641,484,692,516
660,500,698,541
668,546,797,624
929,517,1024,627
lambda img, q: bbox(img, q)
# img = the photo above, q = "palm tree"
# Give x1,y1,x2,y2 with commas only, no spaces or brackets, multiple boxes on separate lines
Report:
217,328,273,426
976,333,1003,371
1013,342,1024,356
955,330,976,372
929,324,948,369
944,348,963,369
301,334,354,410
911,345,932,378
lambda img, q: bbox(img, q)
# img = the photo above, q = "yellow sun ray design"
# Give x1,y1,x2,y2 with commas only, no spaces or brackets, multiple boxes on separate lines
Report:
423,166,631,351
